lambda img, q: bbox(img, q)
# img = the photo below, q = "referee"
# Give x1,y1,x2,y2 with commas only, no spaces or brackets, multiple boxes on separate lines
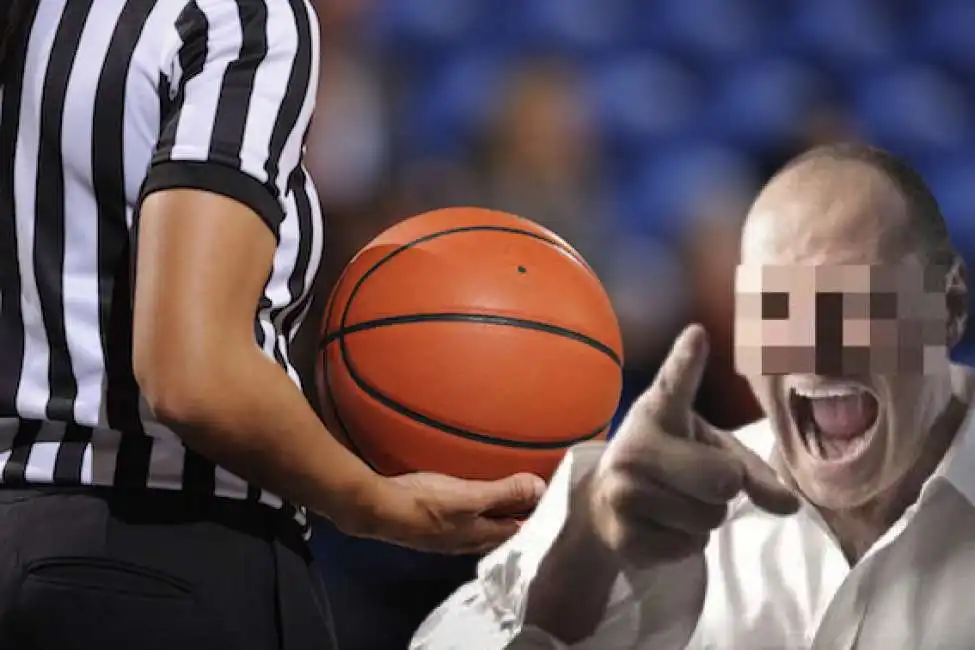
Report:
0,2,544,648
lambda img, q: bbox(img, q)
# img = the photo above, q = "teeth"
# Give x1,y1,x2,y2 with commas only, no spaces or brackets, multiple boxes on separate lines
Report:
793,386,864,399
804,422,823,459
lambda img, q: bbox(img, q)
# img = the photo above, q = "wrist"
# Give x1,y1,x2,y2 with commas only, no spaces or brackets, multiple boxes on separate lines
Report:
554,469,619,571
329,471,395,539
336,473,431,547
524,471,620,642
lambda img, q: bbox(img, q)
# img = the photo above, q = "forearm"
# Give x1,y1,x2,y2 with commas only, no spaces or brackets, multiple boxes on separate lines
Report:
524,475,620,643
524,468,707,650
527,524,707,649
142,342,401,538
415,446,639,650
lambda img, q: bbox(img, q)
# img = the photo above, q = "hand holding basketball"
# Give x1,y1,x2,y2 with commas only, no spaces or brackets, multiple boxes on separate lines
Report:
319,208,622,482
318,207,623,554
588,325,800,568
382,471,545,554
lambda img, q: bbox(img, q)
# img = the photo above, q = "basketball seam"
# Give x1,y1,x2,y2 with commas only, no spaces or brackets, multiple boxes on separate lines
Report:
326,225,619,450
322,312,622,366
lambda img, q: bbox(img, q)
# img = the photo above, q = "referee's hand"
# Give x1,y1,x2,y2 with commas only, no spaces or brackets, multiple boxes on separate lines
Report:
381,471,545,554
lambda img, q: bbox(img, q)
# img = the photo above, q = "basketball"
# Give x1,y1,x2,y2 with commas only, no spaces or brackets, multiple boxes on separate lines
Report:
316,207,623,482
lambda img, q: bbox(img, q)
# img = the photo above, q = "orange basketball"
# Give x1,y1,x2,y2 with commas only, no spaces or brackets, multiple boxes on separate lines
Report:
316,207,623,482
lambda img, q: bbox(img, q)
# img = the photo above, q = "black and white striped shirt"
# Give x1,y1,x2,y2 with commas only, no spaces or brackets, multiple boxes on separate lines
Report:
0,0,323,533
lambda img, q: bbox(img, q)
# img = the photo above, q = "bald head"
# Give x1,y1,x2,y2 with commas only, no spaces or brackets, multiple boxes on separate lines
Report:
742,144,956,269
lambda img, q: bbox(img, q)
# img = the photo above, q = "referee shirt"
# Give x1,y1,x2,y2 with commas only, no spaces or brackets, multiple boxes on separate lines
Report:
0,0,323,533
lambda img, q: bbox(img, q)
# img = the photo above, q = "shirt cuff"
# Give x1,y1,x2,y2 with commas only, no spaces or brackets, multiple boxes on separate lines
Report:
483,442,705,650
140,160,285,239
479,443,644,649
411,442,704,649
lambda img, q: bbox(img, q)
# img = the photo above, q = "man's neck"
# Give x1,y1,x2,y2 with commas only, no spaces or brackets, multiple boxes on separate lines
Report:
820,393,968,565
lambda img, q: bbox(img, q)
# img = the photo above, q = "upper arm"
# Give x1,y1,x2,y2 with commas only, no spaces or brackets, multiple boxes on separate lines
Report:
133,0,319,391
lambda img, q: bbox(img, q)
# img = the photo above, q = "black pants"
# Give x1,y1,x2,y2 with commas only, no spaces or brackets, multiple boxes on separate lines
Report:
0,487,337,650
313,520,477,650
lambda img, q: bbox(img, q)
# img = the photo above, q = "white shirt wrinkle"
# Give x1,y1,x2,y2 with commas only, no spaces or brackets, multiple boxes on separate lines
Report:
412,391,975,650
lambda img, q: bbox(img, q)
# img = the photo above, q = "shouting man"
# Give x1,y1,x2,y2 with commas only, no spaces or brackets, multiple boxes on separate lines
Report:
411,143,975,649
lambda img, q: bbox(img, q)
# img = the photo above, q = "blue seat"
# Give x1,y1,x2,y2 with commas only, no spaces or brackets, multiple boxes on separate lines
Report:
590,54,704,156
783,0,900,68
915,0,975,70
622,142,757,239
373,0,486,50
512,0,633,52
852,65,973,158
928,158,975,241
401,52,509,157
646,0,769,60
705,57,830,149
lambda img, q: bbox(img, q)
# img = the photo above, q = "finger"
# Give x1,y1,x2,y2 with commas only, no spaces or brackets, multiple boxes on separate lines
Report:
605,472,729,535
453,516,521,555
631,324,710,437
716,434,800,516
618,434,746,504
462,473,546,516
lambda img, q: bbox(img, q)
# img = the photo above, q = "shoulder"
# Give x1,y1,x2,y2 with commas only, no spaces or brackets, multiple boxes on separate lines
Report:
170,0,318,41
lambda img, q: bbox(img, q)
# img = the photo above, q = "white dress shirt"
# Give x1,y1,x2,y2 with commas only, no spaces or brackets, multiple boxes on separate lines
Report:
410,404,975,650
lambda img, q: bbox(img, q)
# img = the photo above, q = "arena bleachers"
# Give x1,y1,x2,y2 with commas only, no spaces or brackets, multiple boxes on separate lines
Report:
363,0,975,358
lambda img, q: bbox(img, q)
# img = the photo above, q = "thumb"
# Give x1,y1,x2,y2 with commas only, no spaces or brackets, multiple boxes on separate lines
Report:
633,324,710,436
719,434,800,515
460,473,546,517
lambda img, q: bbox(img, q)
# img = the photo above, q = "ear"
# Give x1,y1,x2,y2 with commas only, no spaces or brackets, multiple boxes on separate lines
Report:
946,256,968,349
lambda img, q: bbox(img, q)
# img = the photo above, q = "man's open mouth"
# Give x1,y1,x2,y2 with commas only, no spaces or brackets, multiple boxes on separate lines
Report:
789,385,879,462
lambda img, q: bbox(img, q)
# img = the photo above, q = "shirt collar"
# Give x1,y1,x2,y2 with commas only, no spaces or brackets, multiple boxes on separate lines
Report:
926,399,975,504
735,397,975,511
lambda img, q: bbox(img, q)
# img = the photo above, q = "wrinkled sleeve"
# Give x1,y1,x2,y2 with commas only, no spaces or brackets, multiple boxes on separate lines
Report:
409,443,705,650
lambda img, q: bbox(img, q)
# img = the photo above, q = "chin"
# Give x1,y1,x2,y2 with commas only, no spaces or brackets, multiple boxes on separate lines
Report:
795,474,884,510
767,379,890,508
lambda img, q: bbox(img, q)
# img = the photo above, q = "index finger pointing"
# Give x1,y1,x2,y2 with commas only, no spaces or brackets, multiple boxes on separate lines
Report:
716,433,800,516
638,324,710,435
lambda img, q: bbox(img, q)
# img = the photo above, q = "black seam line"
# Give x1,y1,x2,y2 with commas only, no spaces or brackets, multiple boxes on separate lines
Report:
327,224,618,453
358,373,610,449
323,312,622,366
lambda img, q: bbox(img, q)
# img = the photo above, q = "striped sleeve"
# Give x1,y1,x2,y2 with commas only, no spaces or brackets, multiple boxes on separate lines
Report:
143,0,319,236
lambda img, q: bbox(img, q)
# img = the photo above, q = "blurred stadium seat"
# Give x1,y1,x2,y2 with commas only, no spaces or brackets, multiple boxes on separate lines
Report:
915,0,975,70
353,0,975,304
590,53,704,161
400,51,509,157
646,0,771,60
929,157,975,240
783,0,901,69
514,0,632,53
624,142,757,238
705,56,829,148
852,64,973,158
373,0,484,49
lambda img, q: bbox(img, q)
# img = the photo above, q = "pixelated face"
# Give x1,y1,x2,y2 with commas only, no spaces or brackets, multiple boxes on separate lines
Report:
734,263,957,509
734,264,948,377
